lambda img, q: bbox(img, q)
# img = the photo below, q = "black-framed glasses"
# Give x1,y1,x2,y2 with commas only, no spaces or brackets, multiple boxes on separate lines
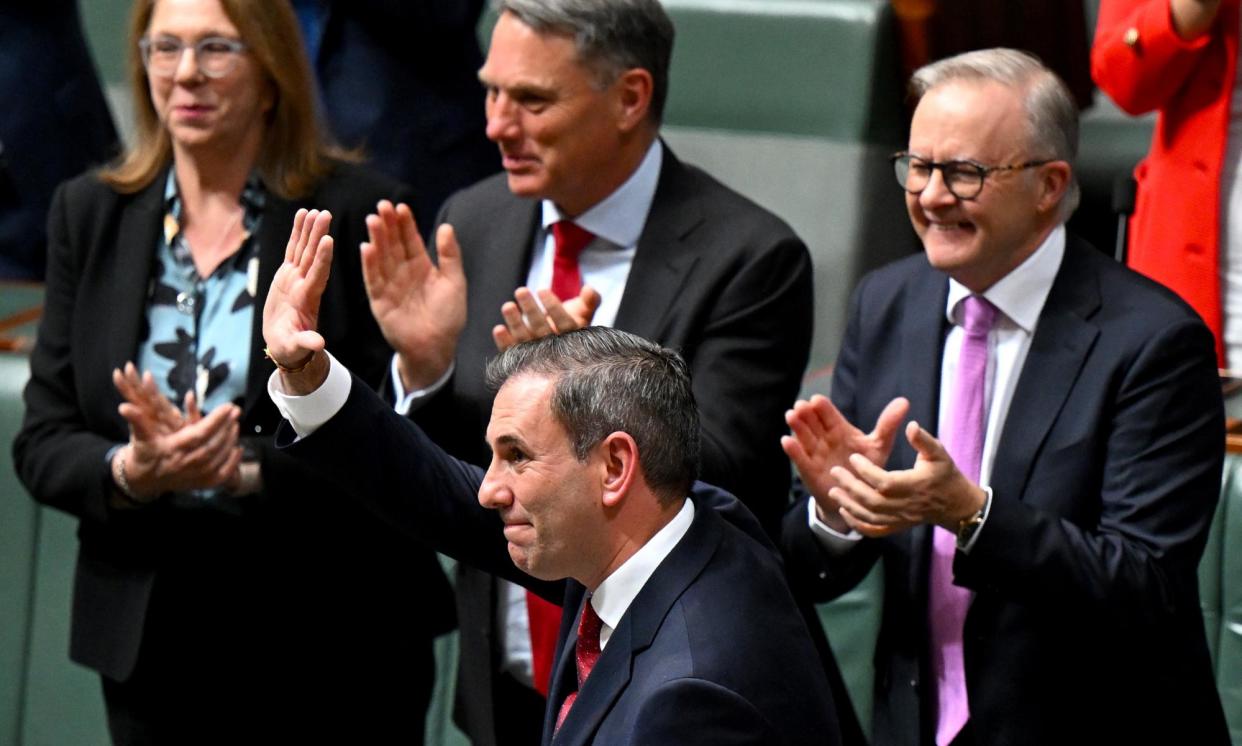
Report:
891,152,1053,201
139,35,248,79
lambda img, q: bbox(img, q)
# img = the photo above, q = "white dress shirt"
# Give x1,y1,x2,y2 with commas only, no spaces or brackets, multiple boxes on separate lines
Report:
809,225,1066,552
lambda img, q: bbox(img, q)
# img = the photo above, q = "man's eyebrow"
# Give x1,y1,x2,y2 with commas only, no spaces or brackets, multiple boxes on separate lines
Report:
488,434,527,450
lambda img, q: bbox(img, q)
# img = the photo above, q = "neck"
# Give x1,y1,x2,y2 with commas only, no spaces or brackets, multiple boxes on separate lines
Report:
172,132,262,205
582,494,684,592
557,129,657,218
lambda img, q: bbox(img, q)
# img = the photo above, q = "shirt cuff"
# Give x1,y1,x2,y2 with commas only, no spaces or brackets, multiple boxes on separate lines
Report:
390,354,455,415
957,486,993,554
267,349,352,439
807,497,862,553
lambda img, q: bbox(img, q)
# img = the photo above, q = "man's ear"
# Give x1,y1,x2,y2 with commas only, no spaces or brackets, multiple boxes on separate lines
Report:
614,68,654,134
598,431,639,508
1036,160,1072,215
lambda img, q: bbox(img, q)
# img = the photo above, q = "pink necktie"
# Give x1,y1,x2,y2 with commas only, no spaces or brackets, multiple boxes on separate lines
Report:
930,295,996,746
555,598,603,732
550,220,594,301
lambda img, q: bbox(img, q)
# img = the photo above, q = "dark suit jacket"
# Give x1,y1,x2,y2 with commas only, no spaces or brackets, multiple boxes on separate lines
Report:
0,0,118,280
283,375,844,746
310,0,498,233
412,147,818,744
781,237,1230,745
13,163,452,730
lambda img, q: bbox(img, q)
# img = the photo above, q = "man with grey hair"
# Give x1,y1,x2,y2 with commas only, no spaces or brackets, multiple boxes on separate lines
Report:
780,48,1228,744
258,219,845,743
354,0,816,741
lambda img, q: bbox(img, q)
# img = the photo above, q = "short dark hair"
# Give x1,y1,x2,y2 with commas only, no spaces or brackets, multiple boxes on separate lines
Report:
486,328,699,502
496,0,674,122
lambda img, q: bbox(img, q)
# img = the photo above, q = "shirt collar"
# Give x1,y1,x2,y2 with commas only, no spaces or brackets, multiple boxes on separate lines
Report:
945,224,1065,333
590,496,694,642
540,140,663,249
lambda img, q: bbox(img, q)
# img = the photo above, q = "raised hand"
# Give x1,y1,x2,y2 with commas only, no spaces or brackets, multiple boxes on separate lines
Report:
492,285,602,351
111,364,242,504
781,395,909,531
827,421,987,538
360,200,466,390
262,208,335,371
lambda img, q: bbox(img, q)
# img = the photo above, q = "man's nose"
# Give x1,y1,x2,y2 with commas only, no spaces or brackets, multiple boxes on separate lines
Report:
478,459,513,510
485,94,519,143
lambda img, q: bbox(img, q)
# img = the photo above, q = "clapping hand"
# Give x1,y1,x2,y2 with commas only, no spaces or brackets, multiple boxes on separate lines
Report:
110,363,241,503
492,285,602,351
360,200,466,391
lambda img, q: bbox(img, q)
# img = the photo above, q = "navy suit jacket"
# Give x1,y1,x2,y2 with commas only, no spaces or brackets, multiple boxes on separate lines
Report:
282,374,844,745
782,237,1229,744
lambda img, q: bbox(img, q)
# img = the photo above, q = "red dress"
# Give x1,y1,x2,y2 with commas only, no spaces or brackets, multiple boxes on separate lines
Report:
1092,0,1240,364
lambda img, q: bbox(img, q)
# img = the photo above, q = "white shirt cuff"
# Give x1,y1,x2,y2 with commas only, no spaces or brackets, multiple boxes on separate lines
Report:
267,349,352,439
807,497,862,553
390,354,455,415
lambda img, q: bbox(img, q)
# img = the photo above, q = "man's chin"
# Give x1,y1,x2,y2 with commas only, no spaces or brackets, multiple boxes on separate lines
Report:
504,171,546,200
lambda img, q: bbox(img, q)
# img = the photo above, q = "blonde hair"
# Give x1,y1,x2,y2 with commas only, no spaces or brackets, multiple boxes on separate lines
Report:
101,0,344,198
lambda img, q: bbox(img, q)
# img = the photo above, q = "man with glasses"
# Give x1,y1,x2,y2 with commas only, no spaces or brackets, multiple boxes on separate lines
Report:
780,48,1229,744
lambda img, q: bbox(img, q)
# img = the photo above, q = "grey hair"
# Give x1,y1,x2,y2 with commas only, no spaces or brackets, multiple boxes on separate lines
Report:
486,327,699,503
494,0,674,122
911,48,1080,220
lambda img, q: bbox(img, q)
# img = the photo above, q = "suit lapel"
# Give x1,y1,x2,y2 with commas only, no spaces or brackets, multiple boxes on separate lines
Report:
468,192,540,327
899,263,950,597
106,176,165,371
550,502,720,745
613,150,704,338
989,240,1100,503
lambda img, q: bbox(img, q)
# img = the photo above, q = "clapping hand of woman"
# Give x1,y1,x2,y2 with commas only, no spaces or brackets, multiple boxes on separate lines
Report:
109,362,242,506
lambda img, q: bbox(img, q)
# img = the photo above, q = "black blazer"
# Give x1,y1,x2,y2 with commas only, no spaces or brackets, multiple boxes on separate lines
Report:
413,147,819,745
782,238,1230,745
14,162,453,683
283,375,845,746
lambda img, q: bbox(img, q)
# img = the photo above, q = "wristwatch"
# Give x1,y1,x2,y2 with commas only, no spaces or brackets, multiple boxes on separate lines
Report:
956,508,985,544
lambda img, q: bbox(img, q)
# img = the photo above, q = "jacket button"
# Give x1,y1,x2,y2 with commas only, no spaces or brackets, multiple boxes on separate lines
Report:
254,425,263,434
1124,27,1139,47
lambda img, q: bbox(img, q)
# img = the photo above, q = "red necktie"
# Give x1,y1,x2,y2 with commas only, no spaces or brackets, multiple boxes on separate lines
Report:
526,593,560,696
550,220,595,301
555,599,603,732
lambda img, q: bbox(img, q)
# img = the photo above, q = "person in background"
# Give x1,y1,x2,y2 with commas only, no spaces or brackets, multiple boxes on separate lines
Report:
354,0,840,741
0,0,118,280
291,0,499,233
12,0,450,742
780,48,1228,745
1093,0,1242,366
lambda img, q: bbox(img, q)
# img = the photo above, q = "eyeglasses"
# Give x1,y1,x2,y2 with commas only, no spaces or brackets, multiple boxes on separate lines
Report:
891,152,1053,201
139,35,248,79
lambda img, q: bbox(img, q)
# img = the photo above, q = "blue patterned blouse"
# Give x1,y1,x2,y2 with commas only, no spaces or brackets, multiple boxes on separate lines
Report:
136,170,264,415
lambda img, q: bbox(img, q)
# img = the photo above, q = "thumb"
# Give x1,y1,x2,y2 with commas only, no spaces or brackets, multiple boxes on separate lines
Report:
905,420,946,461
579,286,602,318
873,397,910,451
